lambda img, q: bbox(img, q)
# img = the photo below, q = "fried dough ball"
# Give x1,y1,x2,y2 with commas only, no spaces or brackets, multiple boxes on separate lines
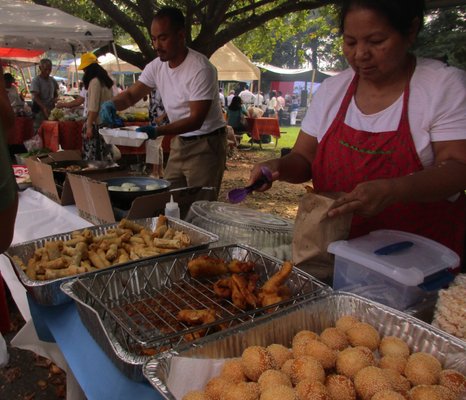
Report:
439,369,466,396
258,369,292,392
303,339,337,369
205,377,234,400
260,385,297,400
241,346,276,382
224,382,260,400
182,390,208,400
290,356,325,386
320,327,349,351
220,359,247,383
336,346,376,379
379,336,410,358
267,344,293,368
370,390,406,400
295,379,331,400
346,322,380,351
325,374,356,400
292,330,319,358
378,355,408,375
381,369,411,394
404,352,442,386
409,384,455,400
335,315,359,333
281,358,295,379
353,366,392,400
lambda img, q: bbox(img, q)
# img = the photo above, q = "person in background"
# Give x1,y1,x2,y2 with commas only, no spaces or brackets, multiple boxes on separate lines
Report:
227,95,248,134
3,73,26,114
58,81,68,96
265,90,278,118
239,84,256,107
218,88,226,111
276,90,286,124
254,90,265,108
78,53,114,161
226,90,235,107
249,0,466,265
289,94,300,126
146,86,169,178
30,58,58,132
99,7,227,197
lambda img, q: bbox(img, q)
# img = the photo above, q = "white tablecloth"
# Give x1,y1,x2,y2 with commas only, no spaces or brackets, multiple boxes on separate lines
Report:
0,188,92,400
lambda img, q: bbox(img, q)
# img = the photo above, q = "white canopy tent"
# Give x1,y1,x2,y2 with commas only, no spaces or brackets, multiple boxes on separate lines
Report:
210,42,260,82
0,0,113,53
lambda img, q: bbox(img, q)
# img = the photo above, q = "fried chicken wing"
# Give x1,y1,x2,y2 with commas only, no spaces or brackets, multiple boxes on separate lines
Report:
228,259,255,273
187,256,228,278
213,278,232,298
231,274,258,308
177,308,217,325
261,261,293,294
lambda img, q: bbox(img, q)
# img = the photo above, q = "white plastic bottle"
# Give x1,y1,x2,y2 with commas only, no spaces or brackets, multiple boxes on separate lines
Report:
165,195,180,219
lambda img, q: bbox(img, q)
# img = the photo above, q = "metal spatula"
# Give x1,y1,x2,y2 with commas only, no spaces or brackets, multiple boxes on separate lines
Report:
228,166,272,204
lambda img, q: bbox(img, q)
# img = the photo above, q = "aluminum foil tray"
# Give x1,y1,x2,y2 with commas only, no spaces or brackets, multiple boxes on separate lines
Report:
143,291,466,400
61,244,329,381
7,217,218,306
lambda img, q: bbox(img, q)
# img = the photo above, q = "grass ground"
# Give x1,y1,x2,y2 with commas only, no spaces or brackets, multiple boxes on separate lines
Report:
277,126,300,149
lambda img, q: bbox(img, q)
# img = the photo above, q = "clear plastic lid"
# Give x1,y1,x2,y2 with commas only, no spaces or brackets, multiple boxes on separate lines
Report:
328,230,460,286
185,201,294,257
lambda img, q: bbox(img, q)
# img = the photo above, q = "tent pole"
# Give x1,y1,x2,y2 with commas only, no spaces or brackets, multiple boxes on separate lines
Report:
309,69,316,105
111,42,123,87
71,46,79,88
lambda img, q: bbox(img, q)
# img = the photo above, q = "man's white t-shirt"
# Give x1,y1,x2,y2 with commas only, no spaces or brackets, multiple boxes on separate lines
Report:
239,89,256,105
301,58,466,168
139,48,225,137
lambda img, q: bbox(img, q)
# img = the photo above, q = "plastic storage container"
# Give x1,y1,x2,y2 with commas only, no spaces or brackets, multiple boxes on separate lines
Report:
328,230,459,310
185,201,294,260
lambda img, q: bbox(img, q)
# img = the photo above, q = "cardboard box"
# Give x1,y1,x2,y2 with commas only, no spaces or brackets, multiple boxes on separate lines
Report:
25,151,121,206
67,171,217,224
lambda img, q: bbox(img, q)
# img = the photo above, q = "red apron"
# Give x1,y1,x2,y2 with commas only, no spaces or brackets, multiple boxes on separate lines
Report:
312,74,465,263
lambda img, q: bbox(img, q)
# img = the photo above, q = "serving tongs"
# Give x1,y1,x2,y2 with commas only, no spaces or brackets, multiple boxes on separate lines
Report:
228,166,272,204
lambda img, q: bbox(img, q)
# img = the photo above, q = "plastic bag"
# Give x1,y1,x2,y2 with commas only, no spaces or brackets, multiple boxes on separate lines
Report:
23,134,43,152
0,332,9,368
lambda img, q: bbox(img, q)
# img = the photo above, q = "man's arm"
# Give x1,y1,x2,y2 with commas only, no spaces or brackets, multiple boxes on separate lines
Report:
156,100,212,136
112,81,152,111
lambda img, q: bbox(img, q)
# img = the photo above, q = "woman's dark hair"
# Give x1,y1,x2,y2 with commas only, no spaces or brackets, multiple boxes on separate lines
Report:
338,0,425,36
269,90,277,98
82,63,113,90
228,96,242,111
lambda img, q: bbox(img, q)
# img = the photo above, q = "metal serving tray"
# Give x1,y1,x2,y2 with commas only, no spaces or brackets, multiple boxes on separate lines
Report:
143,291,466,400
7,217,218,306
61,244,329,381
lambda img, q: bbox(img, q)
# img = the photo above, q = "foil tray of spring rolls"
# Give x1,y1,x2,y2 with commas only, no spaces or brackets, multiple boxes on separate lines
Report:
6,217,218,306
60,244,330,381
142,291,466,400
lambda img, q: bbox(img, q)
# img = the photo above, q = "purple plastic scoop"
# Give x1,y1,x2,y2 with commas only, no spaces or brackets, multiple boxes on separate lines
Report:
228,166,272,204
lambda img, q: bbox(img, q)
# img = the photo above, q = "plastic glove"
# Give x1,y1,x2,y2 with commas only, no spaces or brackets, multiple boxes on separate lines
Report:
99,101,118,126
136,125,159,140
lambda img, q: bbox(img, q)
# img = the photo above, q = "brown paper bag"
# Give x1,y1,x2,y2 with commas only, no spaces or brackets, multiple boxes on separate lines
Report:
292,192,352,284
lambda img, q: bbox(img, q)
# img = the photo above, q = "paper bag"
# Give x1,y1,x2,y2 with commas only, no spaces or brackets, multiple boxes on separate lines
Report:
292,192,352,284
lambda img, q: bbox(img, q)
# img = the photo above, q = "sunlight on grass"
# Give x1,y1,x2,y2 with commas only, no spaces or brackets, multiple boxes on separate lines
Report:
278,126,300,149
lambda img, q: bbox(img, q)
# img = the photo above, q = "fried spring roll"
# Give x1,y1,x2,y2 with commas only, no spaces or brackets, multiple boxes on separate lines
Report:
117,248,130,264
105,243,118,261
153,225,168,238
45,266,87,280
153,238,181,249
119,218,144,233
71,242,88,266
140,229,153,247
162,228,176,240
44,257,67,270
64,236,87,247
97,249,111,267
88,250,107,269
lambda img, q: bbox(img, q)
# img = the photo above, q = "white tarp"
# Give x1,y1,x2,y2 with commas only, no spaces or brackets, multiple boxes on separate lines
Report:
209,42,260,81
0,0,113,53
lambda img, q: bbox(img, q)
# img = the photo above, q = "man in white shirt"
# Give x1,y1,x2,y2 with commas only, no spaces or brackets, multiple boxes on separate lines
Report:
226,90,235,106
239,84,256,107
218,88,226,110
99,7,227,197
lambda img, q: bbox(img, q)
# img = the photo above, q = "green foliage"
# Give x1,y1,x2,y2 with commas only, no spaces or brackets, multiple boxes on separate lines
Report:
415,6,466,69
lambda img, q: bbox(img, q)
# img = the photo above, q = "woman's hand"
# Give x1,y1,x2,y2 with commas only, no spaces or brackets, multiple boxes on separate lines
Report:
85,125,93,139
328,179,397,218
247,161,280,192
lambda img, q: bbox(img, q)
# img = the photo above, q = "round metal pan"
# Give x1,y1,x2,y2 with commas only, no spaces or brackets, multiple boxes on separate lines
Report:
102,176,171,210
50,160,119,185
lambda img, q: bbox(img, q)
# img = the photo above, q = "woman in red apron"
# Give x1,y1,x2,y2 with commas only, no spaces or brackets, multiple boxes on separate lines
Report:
249,0,466,264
